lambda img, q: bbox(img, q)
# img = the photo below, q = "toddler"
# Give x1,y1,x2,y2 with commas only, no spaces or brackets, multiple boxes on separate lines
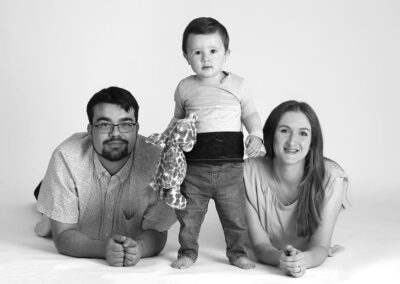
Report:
167,17,263,269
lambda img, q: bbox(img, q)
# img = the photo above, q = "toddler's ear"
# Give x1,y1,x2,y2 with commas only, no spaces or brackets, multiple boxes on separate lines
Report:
183,53,190,65
223,49,230,64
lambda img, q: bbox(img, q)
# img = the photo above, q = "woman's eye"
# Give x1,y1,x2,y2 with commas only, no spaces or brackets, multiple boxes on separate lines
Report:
300,131,308,136
280,129,288,133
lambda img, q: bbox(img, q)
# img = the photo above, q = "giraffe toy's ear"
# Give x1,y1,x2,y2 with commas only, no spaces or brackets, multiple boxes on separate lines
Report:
146,133,168,148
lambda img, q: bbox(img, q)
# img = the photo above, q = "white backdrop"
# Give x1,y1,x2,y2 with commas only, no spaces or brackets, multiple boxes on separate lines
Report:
0,0,399,283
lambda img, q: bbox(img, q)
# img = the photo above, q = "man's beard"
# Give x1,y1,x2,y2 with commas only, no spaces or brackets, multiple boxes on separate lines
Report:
98,138,130,162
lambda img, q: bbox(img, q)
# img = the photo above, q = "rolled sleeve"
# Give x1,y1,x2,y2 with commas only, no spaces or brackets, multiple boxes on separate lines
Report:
240,81,263,139
142,200,177,232
36,149,79,223
325,176,349,210
324,160,349,209
173,82,186,119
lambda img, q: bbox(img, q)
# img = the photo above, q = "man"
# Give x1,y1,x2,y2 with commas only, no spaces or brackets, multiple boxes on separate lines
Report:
36,86,176,267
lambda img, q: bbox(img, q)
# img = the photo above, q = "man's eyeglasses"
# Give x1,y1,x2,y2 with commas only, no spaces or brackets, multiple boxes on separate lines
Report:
93,122,137,133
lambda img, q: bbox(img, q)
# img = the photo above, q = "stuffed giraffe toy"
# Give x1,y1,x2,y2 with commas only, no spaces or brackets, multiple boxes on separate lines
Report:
146,112,198,209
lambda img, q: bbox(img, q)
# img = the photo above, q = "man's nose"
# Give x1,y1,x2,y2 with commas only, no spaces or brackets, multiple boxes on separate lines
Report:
110,125,121,136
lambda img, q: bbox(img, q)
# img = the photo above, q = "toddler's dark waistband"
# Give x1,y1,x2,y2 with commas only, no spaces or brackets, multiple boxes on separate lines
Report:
185,131,244,163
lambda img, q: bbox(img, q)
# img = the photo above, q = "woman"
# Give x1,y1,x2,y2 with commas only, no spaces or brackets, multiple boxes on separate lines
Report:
244,100,348,277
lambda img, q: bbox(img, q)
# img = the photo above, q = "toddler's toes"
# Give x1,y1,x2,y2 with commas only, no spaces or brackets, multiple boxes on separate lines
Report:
230,257,255,269
171,256,194,269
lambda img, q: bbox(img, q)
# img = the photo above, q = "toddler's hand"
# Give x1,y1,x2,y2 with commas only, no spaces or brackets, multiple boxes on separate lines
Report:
245,135,263,158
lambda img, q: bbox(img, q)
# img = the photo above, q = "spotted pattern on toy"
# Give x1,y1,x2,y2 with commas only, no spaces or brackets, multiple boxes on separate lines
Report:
147,112,197,209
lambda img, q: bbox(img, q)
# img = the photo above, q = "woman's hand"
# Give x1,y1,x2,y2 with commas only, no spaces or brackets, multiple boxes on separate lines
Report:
279,245,307,278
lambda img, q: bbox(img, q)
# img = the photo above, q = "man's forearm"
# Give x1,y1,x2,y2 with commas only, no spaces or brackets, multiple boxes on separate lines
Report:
54,228,106,259
135,230,167,258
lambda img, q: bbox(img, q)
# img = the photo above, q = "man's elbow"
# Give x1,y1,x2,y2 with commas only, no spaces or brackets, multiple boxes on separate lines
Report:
53,236,68,256
52,229,76,257
158,231,168,252
151,231,168,257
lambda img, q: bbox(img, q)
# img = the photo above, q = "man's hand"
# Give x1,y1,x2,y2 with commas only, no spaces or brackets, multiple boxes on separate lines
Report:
279,245,306,278
105,235,126,267
122,237,143,267
245,135,263,157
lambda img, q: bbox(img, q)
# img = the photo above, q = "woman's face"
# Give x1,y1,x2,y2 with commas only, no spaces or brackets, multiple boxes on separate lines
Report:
273,111,312,165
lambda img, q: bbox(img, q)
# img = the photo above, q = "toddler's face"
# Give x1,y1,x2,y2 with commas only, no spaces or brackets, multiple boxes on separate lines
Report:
184,32,229,83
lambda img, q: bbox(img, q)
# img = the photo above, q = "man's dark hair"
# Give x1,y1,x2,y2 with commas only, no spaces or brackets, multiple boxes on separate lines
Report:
182,17,230,54
86,86,139,124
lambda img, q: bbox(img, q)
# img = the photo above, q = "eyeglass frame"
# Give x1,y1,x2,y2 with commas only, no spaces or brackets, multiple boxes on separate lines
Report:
92,121,138,133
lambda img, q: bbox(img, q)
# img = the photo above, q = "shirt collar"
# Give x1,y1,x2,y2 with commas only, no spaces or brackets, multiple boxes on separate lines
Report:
191,71,230,85
93,151,134,182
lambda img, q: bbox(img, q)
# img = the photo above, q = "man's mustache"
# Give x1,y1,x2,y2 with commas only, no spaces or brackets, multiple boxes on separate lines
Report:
103,138,128,145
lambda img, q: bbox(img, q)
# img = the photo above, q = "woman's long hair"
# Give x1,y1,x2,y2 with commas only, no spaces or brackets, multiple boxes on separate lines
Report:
263,100,325,239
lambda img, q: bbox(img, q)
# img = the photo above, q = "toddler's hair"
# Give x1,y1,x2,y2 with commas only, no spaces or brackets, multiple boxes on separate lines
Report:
182,17,229,54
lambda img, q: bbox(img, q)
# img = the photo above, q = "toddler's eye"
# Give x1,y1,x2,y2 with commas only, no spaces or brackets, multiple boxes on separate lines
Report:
211,49,218,54
194,51,201,55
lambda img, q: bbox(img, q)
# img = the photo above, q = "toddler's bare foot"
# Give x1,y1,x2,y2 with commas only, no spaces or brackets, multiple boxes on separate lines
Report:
171,256,194,269
231,256,255,269
34,215,52,237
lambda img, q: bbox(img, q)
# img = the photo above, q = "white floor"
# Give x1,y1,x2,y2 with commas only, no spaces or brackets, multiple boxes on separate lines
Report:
1,184,399,284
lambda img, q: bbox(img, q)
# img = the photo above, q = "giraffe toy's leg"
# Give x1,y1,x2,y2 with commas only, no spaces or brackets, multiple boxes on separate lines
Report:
165,187,187,210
